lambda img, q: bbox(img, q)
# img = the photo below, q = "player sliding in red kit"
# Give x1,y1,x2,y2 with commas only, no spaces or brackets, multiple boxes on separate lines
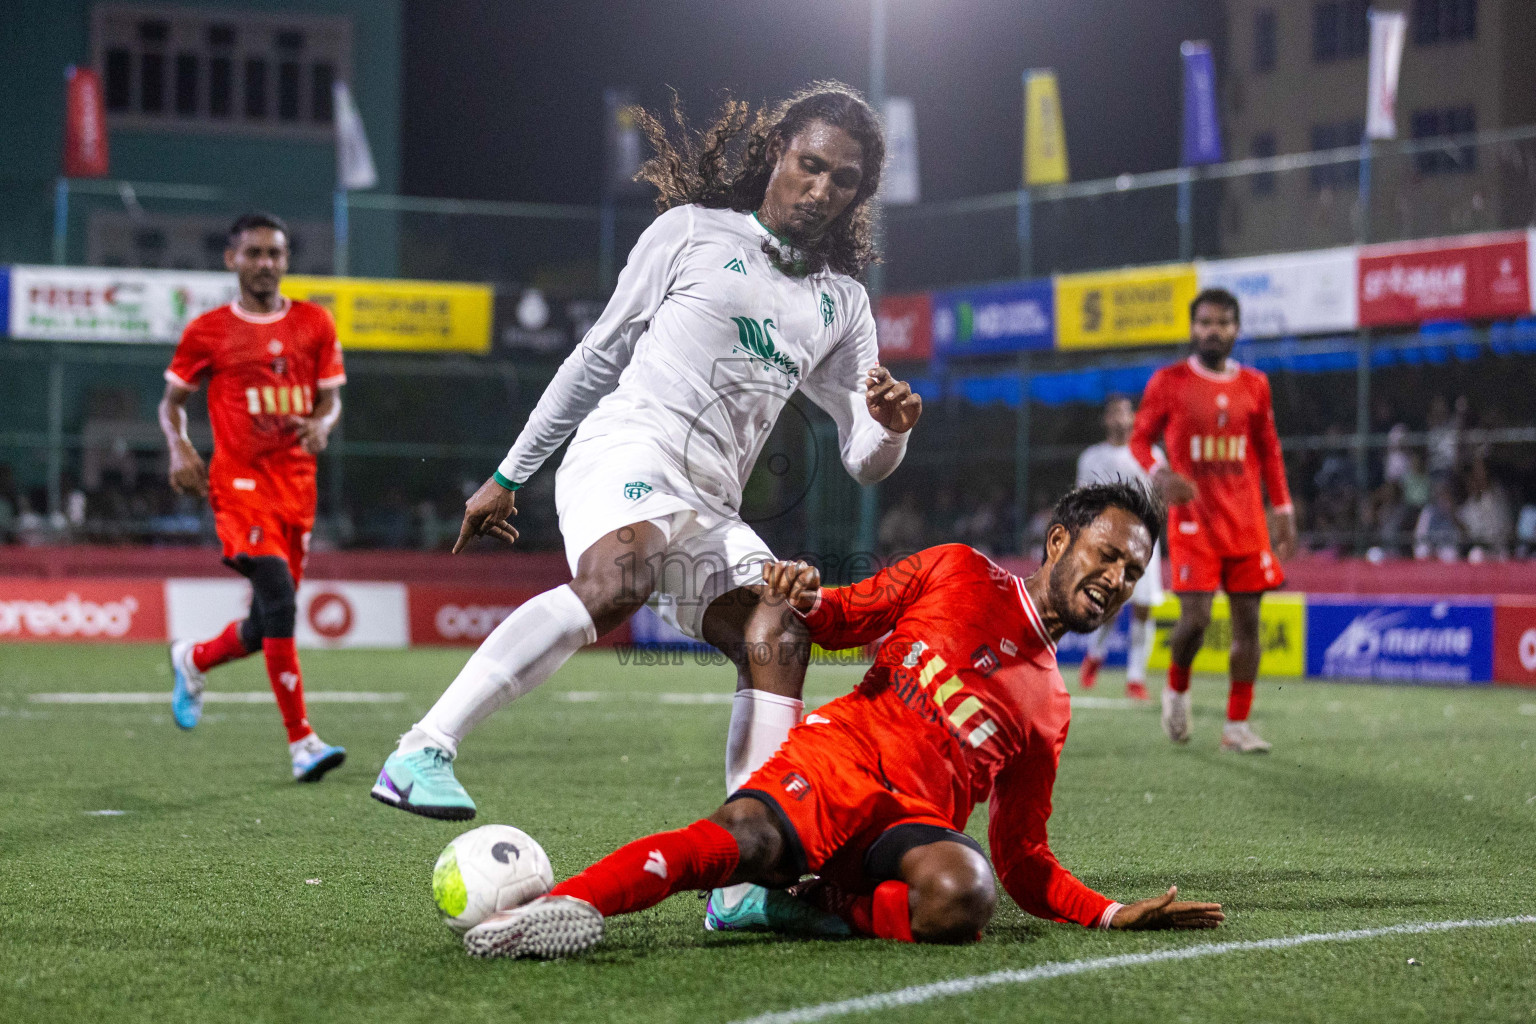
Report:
459,483,1224,959
159,212,348,782
1130,288,1296,753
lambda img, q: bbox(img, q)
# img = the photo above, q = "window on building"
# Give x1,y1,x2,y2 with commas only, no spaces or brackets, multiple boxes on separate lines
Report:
1251,133,1278,195
1413,0,1477,44
1412,106,1477,173
1309,121,1363,189
91,5,350,139
1254,9,1278,72
1313,0,1368,62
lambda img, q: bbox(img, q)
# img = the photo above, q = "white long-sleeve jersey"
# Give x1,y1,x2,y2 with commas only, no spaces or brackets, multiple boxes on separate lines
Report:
496,205,908,512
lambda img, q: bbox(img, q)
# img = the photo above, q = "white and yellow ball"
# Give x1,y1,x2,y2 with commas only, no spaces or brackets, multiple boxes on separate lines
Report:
432,824,553,933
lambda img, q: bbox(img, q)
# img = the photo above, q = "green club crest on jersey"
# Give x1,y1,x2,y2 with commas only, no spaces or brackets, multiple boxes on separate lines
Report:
820,292,835,326
624,481,653,500
723,258,747,275
729,316,801,380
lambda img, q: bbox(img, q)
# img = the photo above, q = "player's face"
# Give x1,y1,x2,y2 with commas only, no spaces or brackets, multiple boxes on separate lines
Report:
1191,301,1239,368
1045,508,1152,633
761,121,865,243
1103,398,1134,442
226,228,289,299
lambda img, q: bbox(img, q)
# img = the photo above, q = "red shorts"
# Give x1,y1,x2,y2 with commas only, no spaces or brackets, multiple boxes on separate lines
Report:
210,493,312,583
734,718,974,890
1166,533,1283,594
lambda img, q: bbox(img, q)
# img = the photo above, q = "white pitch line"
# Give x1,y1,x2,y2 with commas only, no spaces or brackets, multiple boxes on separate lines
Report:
29,691,405,705
729,915,1536,1024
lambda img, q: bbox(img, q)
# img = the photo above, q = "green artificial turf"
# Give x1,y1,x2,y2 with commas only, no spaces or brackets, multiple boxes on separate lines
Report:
1,644,1533,1023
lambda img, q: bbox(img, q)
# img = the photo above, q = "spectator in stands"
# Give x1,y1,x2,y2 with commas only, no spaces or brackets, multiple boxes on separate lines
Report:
1368,481,1411,559
878,490,926,557
1398,450,1431,514
1425,394,1466,480
1516,500,1536,559
1310,424,1357,551
1382,424,1412,486
0,464,16,543
1459,459,1513,561
1415,478,1463,562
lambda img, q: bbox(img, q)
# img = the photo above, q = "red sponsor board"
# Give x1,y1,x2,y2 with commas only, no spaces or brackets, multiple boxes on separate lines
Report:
0,578,164,642
1358,232,1530,327
408,585,630,647
1493,598,1536,686
876,292,933,361
63,66,110,178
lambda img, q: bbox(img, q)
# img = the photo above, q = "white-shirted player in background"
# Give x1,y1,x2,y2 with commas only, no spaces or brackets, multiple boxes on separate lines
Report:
1075,394,1163,701
373,84,921,837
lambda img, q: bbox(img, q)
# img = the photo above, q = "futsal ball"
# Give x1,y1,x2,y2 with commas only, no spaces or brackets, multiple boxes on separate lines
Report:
432,824,554,933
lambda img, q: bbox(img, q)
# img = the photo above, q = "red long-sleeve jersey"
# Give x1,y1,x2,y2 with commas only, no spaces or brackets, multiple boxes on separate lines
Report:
1129,355,1292,557
802,543,1115,928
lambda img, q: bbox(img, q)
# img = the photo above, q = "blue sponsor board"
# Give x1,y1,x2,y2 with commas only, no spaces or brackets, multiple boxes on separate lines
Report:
933,278,1054,356
1054,605,1131,667
1306,597,1493,684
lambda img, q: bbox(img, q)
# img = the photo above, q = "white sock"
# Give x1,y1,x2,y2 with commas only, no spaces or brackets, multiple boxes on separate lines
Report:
1086,621,1113,661
289,732,323,757
724,688,804,793
1126,614,1154,685
400,585,596,758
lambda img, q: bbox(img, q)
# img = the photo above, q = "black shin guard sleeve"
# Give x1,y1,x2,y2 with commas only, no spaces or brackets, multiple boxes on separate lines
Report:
243,556,298,640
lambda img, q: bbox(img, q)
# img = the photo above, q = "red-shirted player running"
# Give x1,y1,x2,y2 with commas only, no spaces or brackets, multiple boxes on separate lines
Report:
457,483,1224,960
1129,288,1297,754
158,212,348,782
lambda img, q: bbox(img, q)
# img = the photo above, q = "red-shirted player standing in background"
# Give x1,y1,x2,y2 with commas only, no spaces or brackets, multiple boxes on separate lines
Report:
158,213,348,782
455,483,1224,960
1130,288,1297,754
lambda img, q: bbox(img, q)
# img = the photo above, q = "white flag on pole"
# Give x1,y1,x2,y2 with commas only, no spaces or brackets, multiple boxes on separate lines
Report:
1366,9,1407,140
333,81,378,190
883,97,920,205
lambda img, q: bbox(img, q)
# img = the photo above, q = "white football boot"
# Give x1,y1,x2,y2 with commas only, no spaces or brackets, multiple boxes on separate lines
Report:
1220,721,1272,753
463,896,604,959
1161,687,1192,744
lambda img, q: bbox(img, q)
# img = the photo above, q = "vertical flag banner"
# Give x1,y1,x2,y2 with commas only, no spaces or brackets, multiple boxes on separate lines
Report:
63,65,109,178
883,97,920,205
1366,10,1407,140
1180,41,1223,166
1024,70,1069,186
333,81,378,190
604,88,647,197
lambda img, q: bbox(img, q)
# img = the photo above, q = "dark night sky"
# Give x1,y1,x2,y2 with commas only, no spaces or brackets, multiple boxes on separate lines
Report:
402,0,1225,206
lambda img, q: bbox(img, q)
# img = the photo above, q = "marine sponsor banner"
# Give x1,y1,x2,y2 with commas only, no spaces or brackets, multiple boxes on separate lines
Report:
165,578,409,649
1357,232,1530,327
7,265,235,342
1305,597,1493,684
282,276,494,354
875,292,933,360
1492,598,1536,686
1055,264,1199,349
0,579,165,642
933,279,1053,355
1196,247,1359,337
1147,592,1305,677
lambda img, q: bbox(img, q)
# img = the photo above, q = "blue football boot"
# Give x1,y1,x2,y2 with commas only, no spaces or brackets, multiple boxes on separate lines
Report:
371,747,477,820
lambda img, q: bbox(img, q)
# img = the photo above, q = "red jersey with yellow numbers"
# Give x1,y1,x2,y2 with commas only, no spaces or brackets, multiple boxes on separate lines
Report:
1129,355,1291,558
166,299,345,517
801,543,1115,929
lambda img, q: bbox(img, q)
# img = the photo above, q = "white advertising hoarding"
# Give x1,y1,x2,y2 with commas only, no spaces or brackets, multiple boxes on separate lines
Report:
1196,247,1359,338
8,265,236,343
165,579,409,649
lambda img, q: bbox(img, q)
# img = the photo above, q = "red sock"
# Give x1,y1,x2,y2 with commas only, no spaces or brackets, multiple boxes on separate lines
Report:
549,819,738,917
841,881,914,942
262,637,311,742
1227,679,1255,721
192,620,251,672
1168,664,1192,693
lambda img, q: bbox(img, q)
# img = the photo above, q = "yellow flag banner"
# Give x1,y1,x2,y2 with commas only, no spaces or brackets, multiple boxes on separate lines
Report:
1054,263,1199,349
283,276,493,354
1147,592,1306,677
1023,70,1069,186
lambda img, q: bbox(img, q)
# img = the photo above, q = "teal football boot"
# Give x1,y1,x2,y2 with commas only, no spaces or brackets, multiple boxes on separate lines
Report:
371,747,477,820
704,884,851,936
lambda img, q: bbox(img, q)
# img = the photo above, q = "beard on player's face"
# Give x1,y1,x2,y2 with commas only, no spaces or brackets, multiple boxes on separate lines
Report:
1047,534,1137,634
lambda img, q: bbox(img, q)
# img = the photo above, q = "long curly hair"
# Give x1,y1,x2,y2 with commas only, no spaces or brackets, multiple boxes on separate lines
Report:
632,82,884,278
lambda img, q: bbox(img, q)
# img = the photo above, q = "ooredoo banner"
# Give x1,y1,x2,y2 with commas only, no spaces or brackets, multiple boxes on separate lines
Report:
0,579,165,642
1493,598,1536,686
1358,232,1530,327
1197,247,1359,337
165,579,409,649
1306,597,1493,684
7,265,236,343
876,292,933,360
933,279,1054,355
408,585,539,645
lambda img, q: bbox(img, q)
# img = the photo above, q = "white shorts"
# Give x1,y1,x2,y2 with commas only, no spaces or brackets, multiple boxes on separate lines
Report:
555,438,772,639
1130,541,1164,608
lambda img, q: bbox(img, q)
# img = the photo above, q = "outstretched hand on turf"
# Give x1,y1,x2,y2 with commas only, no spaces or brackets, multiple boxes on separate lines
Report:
1110,886,1224,930
762,559,821,613
453,475,520,553
865,366,922,433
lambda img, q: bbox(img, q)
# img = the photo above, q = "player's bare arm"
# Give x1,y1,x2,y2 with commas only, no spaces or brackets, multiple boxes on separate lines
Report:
1269,506,1298,560
158,380,208,497
864,366,922,433
761,560,821,612
453,475,520,553
1109,886,1225,930
287,386,342,455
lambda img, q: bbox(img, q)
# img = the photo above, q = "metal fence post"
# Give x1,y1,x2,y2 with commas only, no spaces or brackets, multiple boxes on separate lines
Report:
1014,350,1032,554
52,178,70,265
1017,188,1033,278
46,354,64,516
332,188,349,277
1177,169,1194,261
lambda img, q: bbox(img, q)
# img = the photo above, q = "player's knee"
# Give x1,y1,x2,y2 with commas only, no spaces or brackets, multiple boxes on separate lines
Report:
741,596,810,667
909,853,996,943
247,557,297,638
708,800,796,885
572,562,653,625
1180,606,1213,635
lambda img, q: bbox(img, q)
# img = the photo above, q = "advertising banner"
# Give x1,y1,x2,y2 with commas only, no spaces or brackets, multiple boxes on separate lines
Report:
7,265,235,343
1147,592,1305,677
1180,42,1223,167
408,585,540,646
1358,232,1530,327
933,279,1053,355
1196,247,1359,337
283,276,494,354
1366,10,1408,140
1055,605,1132,667
166,579,409,649
1024,70,1069,186
883,97,920,205
1493,598,1536,686
1055,264,1199,349
63,66,110,178
1305,597,1493,684
0,579,165,642
875,292,933,360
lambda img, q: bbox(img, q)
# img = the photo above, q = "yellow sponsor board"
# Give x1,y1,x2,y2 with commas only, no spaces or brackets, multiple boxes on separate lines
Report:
1024,69,1069,186
283,276,493,354
1147,591,1305,677
1055,264,1199,349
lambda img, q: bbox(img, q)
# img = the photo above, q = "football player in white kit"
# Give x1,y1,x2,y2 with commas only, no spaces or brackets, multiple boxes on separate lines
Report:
1075,394,1163,700
372,84,921,831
